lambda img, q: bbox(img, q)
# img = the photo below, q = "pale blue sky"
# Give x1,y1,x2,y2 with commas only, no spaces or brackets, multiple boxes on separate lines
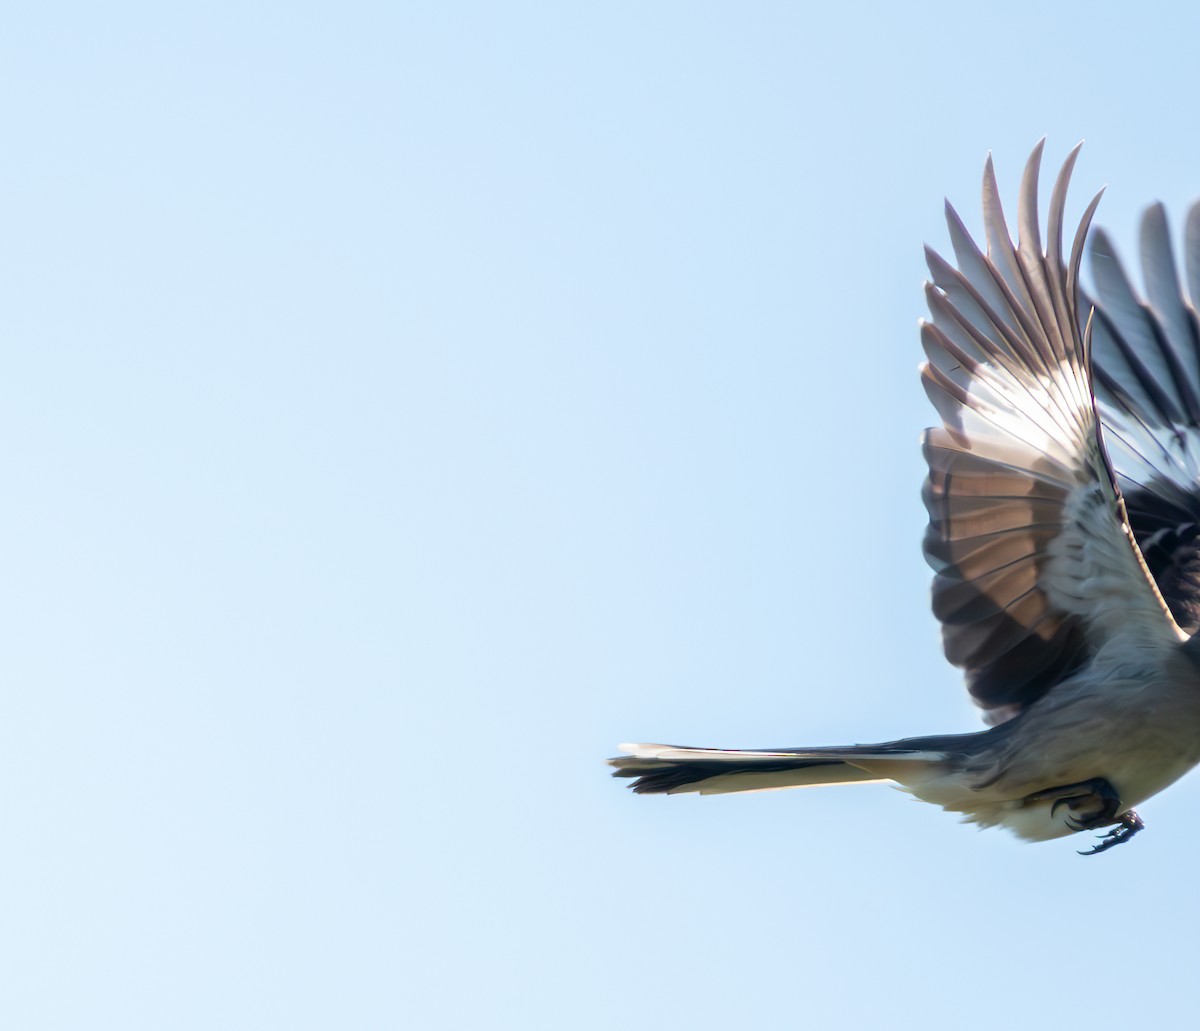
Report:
2,3,1199,1028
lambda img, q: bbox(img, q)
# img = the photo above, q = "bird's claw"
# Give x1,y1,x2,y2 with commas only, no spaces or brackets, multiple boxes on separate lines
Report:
1077,811,1144,856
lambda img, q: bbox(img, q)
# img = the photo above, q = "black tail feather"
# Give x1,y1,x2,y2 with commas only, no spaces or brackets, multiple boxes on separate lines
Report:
609,755,849,794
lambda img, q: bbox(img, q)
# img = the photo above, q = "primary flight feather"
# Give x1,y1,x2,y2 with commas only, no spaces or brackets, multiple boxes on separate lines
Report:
609,142,1200,854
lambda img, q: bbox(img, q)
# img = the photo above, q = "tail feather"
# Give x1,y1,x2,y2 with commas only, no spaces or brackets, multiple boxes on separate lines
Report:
608,741,953,796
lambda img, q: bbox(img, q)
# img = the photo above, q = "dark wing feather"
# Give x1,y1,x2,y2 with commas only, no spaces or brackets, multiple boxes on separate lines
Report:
921,142,1183,725
1086,204,1200,632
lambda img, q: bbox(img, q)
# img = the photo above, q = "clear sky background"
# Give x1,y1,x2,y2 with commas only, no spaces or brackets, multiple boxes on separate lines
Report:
2,3,1200,1028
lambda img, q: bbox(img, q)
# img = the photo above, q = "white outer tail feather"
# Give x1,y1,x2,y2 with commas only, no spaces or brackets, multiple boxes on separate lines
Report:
612,743,952,796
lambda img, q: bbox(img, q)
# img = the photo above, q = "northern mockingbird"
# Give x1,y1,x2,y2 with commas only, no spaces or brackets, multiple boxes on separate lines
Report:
610,142,1200,854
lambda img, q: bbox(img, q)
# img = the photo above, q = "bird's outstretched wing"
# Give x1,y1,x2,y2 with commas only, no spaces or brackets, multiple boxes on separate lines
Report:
920,142,1184,725
1088,206,1200,634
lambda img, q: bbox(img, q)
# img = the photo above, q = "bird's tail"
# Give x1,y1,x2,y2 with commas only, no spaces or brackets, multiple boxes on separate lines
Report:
608,740,962,795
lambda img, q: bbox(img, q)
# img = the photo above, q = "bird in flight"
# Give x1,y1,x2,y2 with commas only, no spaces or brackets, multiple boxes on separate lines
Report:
609,142,1200,854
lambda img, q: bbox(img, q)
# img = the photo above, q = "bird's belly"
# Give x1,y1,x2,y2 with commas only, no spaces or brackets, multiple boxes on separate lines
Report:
1044,696,1200,800
909,684,1200,841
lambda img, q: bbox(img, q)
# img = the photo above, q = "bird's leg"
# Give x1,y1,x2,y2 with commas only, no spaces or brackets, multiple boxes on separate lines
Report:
1024,777,1121,829
1022,777,1145,854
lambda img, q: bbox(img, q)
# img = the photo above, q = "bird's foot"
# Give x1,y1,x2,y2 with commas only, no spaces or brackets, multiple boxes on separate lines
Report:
1022,778,1145,855
1077,811,1145,856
